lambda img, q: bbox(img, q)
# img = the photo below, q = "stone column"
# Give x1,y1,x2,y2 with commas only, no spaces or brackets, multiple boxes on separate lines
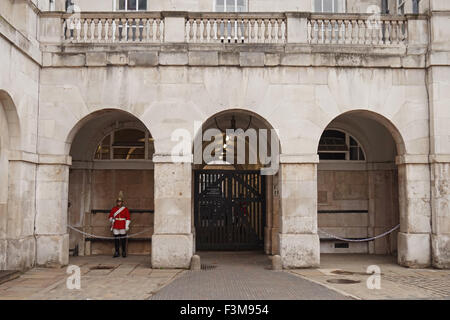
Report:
35,156,71,267
396,156,431,268
430,156,450,268
151,155,193,269
278,155,320,268
4,152,38,270
427,3,450,268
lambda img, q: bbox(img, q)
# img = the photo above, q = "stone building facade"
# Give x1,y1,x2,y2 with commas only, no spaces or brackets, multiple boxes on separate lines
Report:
0,0,449,271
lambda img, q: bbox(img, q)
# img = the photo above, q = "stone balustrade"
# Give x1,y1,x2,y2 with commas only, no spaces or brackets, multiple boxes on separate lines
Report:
185,13,286,44
55,12,423,47
308,14,408,45
62,12,164,43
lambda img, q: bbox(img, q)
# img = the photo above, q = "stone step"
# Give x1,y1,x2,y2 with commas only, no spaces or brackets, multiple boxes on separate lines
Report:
0,270,21,285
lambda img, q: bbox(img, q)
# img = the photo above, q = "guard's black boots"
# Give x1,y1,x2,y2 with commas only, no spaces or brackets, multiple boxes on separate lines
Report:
113,235,120,258
121,237,127,258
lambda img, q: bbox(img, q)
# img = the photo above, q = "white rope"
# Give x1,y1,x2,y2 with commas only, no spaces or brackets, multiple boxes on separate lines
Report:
67,225,152,240
318,224,400,242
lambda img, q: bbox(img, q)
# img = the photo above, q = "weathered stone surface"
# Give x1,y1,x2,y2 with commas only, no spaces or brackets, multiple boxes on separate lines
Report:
272,255,282,270
279,234,320,268
398,232,431,268
190,254,201,271
36,234,69,267
432,234,450,269
151,234,193,269
129,52,159,66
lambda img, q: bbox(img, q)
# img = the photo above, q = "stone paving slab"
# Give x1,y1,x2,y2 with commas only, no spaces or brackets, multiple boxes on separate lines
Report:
0,255,181,300
289,254,450,300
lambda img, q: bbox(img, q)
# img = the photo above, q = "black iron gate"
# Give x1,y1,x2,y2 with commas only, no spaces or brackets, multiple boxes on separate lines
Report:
194,170,266,250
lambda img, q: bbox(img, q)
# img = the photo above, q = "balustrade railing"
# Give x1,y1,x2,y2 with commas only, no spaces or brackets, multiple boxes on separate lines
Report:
308,14,407,45
58,12,413,46
185,13,286,44
62,13,164,43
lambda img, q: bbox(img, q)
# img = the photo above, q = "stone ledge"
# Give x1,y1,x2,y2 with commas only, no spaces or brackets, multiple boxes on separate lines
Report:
42,47,428,69
280,154,319,164
153,154,193,163
395,154,430,165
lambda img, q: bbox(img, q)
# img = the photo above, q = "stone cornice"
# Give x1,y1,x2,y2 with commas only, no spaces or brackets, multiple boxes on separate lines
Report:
0,14,42,65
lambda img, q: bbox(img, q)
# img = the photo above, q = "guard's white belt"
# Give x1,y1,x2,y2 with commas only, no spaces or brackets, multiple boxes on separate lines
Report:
115,218,126,221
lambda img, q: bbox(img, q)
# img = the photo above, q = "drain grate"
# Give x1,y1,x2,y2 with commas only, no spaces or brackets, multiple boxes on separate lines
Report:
89,265,116,270
201,264,217,271
327,278,361,284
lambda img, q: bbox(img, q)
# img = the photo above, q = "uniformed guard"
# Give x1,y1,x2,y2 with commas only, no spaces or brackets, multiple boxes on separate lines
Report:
109,191,131,258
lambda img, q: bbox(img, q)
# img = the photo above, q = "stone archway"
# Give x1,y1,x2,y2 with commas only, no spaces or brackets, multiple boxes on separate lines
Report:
191,109,281,255
67,109,155,258
317,110,431,268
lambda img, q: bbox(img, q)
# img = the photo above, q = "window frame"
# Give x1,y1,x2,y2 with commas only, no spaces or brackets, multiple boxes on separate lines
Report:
113,0,147,12
213,0,248,13
313,0,347,13
94,128,153,161
318,129,366,162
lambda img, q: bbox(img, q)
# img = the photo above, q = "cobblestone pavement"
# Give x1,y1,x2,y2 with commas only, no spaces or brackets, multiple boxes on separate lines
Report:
150,251,351,300
0,255,182,300
290,254,450,300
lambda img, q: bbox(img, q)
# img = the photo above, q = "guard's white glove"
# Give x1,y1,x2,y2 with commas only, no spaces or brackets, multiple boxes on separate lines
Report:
125,220,130,232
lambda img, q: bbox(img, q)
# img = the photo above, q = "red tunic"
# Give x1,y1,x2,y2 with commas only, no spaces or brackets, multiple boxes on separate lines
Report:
109,206,131,230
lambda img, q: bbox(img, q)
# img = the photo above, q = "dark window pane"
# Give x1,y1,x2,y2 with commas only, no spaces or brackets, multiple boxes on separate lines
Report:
128,0,137,10
319,130,347,151
350,146,358,160
113,147,145,160
119,0,125,10
138,0,146,10
319,152,346,160
359,148,365,161
113,129,145,146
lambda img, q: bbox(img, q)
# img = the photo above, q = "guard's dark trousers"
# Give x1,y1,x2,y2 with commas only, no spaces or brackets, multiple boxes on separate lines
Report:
113,235,120,258
121,237,127,257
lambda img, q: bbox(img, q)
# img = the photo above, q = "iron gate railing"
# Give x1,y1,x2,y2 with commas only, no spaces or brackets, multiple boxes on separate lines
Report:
194,170,266,250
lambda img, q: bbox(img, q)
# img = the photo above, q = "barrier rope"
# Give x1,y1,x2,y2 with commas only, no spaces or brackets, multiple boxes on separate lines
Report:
318,224,400,242
67,225,152,240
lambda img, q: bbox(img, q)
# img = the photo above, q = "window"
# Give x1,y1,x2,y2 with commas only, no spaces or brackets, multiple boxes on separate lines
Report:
214,0,247,12
314,0,346,13
115,0,147,11
318,130,365,161
94,129,153,160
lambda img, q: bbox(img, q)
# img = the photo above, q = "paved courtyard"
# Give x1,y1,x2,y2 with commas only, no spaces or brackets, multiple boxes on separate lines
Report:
150,251,349,300
0,253,449,300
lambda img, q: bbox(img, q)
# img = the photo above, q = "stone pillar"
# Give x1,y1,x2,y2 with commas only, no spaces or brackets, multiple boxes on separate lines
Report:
396,156,431,268
278,155,320,268
35,158,71,267
430,156,450,268
286,13,309,44
163,12,188,43
4,154,38,270
151,155,193,269
427,3,450,268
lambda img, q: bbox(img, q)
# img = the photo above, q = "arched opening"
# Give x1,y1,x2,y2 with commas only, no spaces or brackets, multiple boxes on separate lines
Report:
192,109,280,253
68,109,154,258
0,90,21,270
317,111,402,257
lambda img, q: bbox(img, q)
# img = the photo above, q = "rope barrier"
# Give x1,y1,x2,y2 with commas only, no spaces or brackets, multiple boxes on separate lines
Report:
318,224,400,242
67,225,152,240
